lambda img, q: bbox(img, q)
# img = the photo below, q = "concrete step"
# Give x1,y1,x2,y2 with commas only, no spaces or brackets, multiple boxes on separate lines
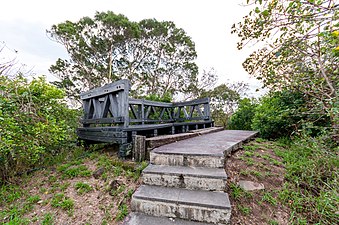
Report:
150,151,225,168
123,212,212,225
131,185,231,224
142,164,227,191
150,130,257,168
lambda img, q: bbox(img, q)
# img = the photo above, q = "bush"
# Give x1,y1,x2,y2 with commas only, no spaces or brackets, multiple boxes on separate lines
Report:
228,98,257,130
0,75,79,181
251,91,305,139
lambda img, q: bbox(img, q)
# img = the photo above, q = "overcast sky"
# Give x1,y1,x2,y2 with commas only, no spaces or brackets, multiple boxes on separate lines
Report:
0,0,263,96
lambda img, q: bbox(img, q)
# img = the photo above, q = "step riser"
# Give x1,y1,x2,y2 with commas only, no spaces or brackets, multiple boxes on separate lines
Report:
143,173,226,191
150,152,224,168
131,198,231,224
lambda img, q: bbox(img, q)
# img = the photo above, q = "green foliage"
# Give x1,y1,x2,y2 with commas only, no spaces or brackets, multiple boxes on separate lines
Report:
116,203,128,221
233,0,338,137
0,184,23,205
0,75,79,181
201,82,248,128
60,165,92,179
144,92,172,103
74,182,93,195
278,134,338,224
41,213,54,225
252,91,306,139
228,98,257,130
51,193,74,212
229,182,252,200
238,205,251,215
48,11,198,100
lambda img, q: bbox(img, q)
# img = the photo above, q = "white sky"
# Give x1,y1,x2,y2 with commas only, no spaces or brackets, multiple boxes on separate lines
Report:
0,0,263,96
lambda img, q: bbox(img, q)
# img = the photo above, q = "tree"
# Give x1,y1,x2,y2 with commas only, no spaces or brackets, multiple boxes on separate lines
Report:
184,68,219,100
232,0,339,136
201,81,248,127
48,11,198,102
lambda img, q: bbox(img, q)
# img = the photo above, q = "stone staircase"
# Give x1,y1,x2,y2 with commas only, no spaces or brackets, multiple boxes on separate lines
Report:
123,130,257,225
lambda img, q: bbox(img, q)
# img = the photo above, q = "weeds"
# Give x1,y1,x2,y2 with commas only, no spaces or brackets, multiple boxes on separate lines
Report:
116,203,128,221
41,213,54,225
229,182,252,200
260,192,277,206
238,205,251,215
277,135,338,224
51,193,74,213
74,182,93,195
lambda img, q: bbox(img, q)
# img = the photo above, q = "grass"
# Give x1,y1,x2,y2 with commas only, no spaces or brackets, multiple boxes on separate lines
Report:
58,165,92,179
229,182,252,200
74,182,93,195
0,185,23,205
238,205,251,215
41,213,54,225
51,193,74,213
277,135,338,224
260,191,277,206
116,203,128,221
236,135,338,224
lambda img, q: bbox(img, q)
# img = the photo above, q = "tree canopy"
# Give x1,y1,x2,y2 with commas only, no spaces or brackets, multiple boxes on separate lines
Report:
232,0,339,133
48,11,198,101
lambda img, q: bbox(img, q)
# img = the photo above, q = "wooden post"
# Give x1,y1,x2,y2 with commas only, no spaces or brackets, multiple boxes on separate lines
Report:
133,135,146,162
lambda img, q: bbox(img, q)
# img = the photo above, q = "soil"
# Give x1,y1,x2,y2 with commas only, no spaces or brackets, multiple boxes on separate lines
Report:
1,140,291,225
1,150,142,225
226,140,291,225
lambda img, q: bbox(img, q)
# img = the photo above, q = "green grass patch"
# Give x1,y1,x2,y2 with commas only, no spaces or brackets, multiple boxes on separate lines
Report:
41,213,54,225
238,205,251,215
260,191,277,206
0,184,24,205
74,182,93,195
277,135,338,224
116,203,128,221
51,193,74,213
60,165,92,179
229,182,252,200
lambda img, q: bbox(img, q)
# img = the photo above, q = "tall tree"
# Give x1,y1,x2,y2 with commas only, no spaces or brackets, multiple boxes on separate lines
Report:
232,0,339,134
48,11,198,102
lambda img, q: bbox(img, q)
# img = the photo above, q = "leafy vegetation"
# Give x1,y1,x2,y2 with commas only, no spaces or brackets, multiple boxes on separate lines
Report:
48,11,199,101
229,138,338,224
233,0,338,140
0,76,80,181
276,135,338,224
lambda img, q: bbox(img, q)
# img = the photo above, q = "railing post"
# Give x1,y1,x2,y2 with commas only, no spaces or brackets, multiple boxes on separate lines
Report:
122,80,130,128
204,97,211,120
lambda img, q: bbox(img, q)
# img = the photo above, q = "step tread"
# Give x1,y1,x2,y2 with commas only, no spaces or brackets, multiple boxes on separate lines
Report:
152,130,257,156
123,212,212,225
133,185,230,210
143,164,227,180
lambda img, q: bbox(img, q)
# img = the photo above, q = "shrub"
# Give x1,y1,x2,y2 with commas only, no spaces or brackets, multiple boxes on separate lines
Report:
0,75,79,181
251,91,305,139
228,98,257,130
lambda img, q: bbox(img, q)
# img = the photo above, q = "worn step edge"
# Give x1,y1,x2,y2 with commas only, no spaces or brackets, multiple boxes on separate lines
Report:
131,197,231,224
122,212,212,225
143,165,227,179
142,165,227,191
132,185,231,210
150,152,225,168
